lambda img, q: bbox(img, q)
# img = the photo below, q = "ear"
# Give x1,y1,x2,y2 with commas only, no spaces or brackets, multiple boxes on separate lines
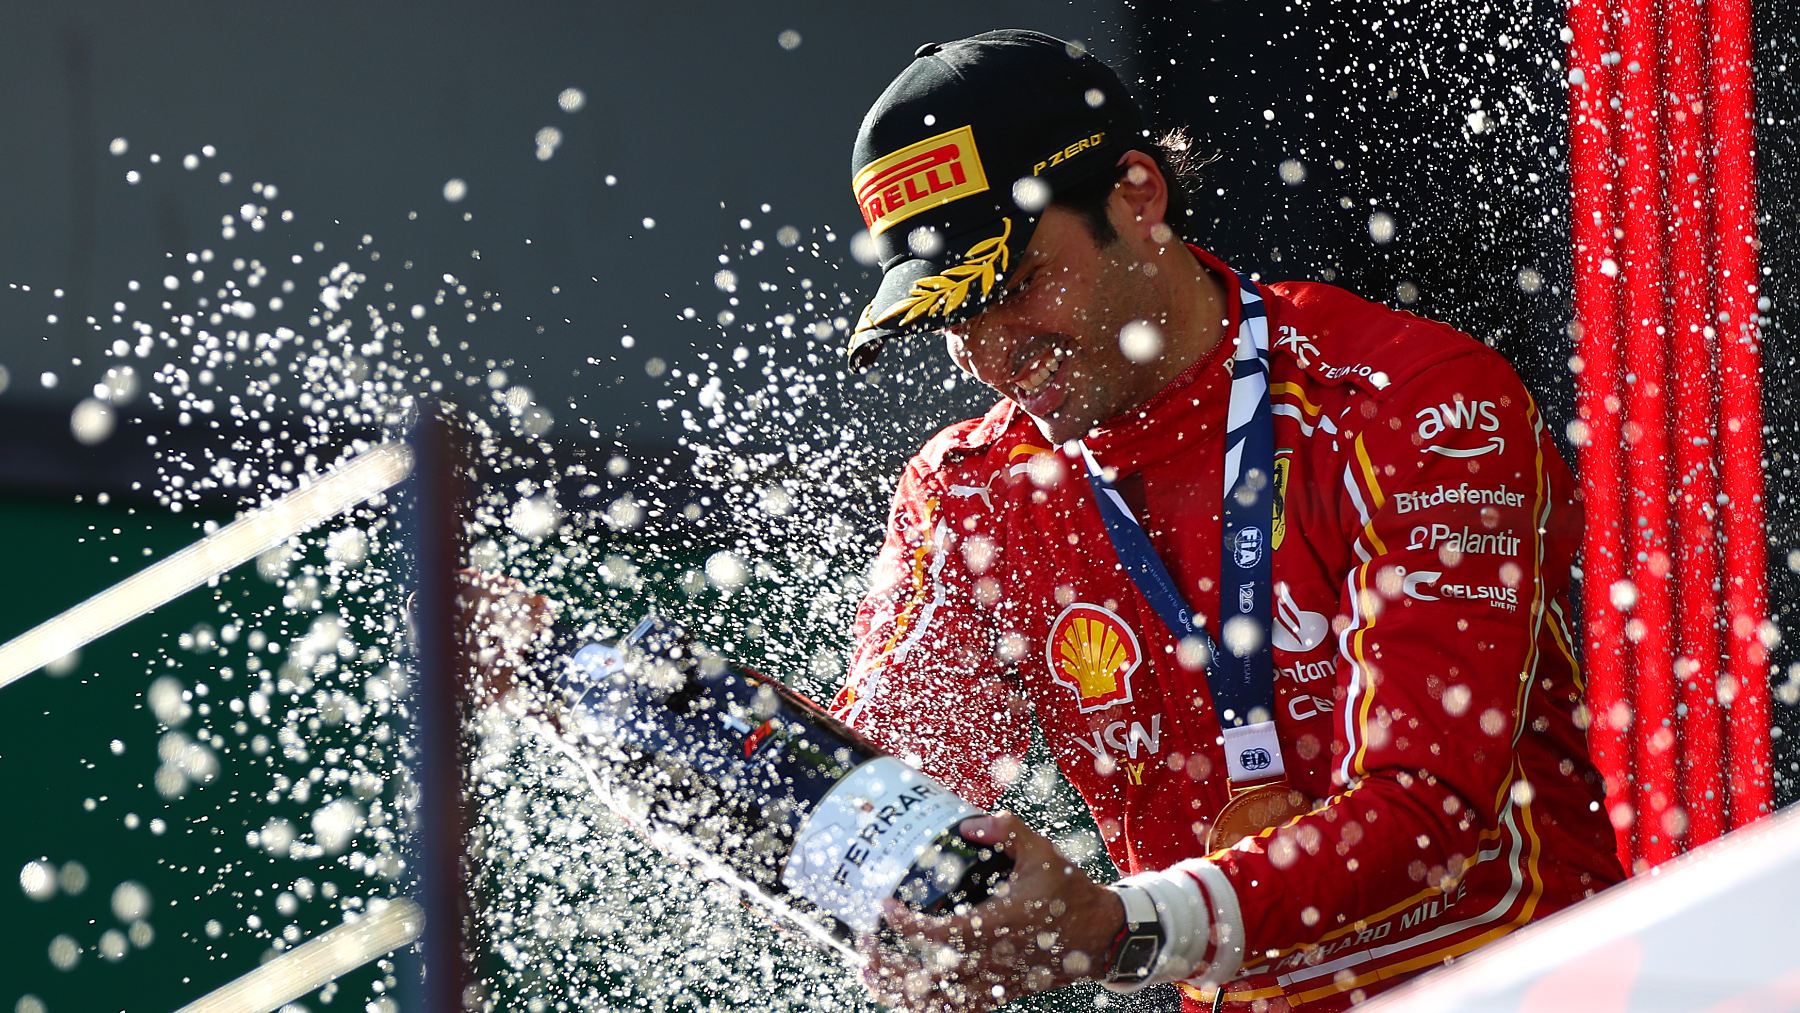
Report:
1109,149,1171,240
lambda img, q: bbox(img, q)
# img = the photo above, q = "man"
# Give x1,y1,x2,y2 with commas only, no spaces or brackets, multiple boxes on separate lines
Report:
831,30,1623,1012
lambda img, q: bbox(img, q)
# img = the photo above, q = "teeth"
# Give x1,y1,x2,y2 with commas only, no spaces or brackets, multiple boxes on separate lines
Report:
1017,352,1064,396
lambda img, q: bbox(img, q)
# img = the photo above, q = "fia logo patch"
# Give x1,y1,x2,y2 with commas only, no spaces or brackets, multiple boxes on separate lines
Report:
1233,526,1265,568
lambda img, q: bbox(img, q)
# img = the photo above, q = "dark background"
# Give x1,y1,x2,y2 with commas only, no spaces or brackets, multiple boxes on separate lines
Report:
1,1,1795,1010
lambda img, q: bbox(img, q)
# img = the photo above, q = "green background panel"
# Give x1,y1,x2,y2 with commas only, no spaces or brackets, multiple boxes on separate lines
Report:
0,493,391,1012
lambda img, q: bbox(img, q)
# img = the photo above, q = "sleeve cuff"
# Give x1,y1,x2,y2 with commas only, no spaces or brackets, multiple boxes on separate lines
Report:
1100,860,1246,993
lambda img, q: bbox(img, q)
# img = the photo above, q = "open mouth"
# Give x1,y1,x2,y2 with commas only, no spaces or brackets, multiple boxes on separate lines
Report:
1014,347,1068,398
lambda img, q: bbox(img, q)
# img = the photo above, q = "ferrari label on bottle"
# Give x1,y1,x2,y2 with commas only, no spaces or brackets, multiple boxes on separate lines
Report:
781,756,978,933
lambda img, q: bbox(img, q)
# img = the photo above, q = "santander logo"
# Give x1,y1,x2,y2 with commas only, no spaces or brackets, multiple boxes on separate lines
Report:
1272,582,1330,653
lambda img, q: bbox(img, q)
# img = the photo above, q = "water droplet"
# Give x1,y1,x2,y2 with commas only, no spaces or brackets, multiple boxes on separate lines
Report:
19,861,55,901
70,398,115,445
1119,320,1164,363
705,551,749,590
1012,176,1051,213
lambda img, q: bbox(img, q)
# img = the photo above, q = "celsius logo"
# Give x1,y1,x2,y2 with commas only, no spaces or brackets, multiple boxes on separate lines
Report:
1400,568,1444,601
1239,747,1274,771
1273,583,1330,653
1234,527,1265,567
1398,569,1519,611
1047,603,1143,713
1288,693,1336,721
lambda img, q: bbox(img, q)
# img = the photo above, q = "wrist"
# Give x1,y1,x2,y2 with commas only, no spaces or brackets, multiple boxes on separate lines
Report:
1087,884,1127,972
1098,882,1165,987
1102,861,1246,992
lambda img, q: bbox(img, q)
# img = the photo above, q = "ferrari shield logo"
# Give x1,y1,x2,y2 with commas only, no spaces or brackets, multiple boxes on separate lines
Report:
1272,454,1291,550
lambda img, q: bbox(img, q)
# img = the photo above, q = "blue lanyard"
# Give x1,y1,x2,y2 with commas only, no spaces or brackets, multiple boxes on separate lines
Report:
1078,269,1274,729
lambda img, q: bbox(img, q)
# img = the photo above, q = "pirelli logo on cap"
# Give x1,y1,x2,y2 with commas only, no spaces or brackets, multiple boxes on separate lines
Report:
855,125,989,235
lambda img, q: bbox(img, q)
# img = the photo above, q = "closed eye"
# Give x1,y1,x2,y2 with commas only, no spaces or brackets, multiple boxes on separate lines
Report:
989,268,1037,309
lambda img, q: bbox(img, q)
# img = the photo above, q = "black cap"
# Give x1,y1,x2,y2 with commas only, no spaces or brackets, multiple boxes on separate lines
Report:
846,30,1146,369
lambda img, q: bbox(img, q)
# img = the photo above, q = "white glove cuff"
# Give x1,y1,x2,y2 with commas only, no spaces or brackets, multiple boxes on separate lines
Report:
1100,859,1245,993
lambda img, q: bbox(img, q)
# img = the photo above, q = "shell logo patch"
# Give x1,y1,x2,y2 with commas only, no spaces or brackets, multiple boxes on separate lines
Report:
1046,603,1142,713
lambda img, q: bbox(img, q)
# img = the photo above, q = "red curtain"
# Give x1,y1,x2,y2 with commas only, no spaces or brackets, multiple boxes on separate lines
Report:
1567,0,1772,874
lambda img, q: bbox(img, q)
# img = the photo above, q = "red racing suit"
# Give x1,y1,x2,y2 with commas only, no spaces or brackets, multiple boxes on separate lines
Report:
831,246,1624,1009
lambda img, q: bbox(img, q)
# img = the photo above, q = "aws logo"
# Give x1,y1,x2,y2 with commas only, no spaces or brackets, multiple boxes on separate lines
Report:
1416,397,1506,459
1047,603,1142,713
1415,397,1500,439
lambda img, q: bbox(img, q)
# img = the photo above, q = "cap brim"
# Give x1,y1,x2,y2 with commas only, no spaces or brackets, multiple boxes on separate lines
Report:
846,215,1034,371
848,258,960,370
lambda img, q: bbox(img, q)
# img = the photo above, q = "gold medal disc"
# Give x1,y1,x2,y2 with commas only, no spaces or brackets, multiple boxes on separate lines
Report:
1206,783,1311,852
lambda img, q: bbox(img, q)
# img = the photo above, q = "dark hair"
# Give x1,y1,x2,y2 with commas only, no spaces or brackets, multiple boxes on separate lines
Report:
1052,128,1213,245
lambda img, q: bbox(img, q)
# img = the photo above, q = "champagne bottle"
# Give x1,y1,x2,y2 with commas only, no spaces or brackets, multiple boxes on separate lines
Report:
533,615,1013,949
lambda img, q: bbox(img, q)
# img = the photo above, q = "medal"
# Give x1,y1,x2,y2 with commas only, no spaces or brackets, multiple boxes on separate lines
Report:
1206,782,1312,852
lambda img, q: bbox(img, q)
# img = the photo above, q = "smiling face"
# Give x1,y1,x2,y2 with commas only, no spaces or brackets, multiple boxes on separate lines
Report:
938,151,1227,445
942,203,1173,445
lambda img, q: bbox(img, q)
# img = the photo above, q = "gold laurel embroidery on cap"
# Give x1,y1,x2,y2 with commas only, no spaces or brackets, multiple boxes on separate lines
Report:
866,217,1013,332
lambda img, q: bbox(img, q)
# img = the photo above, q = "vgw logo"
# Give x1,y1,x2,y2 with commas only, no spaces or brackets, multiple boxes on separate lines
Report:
1416,397,1505,458
1071,714,1163,764
1239,747,1274,771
